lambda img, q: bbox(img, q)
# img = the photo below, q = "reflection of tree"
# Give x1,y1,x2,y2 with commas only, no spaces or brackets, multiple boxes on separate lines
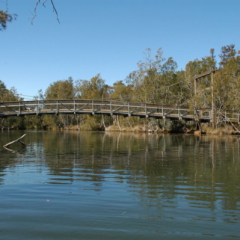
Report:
40,131,240,214
1,131,240,213
0,133,27,185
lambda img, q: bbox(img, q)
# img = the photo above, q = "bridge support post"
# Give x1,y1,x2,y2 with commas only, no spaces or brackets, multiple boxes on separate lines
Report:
194,69,218,128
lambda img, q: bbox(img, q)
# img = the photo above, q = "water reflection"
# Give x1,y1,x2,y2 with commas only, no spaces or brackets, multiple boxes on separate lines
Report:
1,131,240,238
2,132,240,206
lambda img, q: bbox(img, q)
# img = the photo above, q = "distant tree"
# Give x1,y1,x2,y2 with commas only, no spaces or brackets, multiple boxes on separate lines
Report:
75,74,108,100
44,77,75,129
0,80,24,130
0,80,19,101
45,77,74,100
0,80,8,97
219,44,236,67
110,81,132,101
126,48,178,105
210,48,215,61
214,52,240,113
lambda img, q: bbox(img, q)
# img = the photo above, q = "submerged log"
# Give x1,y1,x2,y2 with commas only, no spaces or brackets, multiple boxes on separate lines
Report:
3,134,26,148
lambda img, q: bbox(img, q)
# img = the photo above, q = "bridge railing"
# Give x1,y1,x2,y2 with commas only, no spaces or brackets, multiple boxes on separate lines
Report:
0,100,212,121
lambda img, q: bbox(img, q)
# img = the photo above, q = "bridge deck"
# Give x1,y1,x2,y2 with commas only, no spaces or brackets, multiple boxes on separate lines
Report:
0,99,213,122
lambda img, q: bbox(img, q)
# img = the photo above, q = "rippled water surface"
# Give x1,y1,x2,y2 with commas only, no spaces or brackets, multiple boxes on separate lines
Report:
0,131,240,239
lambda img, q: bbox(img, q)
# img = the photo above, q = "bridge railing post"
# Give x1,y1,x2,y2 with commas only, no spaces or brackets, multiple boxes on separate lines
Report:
92,100,94,115
18,102,21,116
74,100,76,114
110,101,112,115
178,106,182,120
37,99,39,115
56,100,59,115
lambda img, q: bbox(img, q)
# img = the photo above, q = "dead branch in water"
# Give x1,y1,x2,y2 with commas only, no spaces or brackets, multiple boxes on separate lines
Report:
3,134,26,148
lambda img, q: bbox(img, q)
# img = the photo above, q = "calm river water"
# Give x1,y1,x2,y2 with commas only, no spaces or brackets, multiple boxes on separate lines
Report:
0,131,240,239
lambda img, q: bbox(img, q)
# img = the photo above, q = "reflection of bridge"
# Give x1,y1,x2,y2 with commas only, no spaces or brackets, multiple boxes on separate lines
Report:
0,100,212,122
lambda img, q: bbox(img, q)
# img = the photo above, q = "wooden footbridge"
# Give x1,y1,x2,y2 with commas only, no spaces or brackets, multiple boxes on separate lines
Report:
0,100,212,122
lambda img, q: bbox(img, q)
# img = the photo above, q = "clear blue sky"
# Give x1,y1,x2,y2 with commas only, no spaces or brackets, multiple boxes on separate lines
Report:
1,0,240,99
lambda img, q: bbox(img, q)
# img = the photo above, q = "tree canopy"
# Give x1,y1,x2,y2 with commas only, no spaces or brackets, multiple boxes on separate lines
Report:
1,44,240,130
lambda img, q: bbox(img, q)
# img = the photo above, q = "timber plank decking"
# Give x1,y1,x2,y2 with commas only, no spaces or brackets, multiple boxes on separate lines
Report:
0,100,213,122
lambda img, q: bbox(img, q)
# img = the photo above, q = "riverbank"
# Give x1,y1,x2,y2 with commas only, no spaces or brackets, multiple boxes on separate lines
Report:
2,122,240,135
49,123,240,135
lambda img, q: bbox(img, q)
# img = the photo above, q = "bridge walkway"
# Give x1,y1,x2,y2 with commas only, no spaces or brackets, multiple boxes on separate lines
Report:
0,99,216,122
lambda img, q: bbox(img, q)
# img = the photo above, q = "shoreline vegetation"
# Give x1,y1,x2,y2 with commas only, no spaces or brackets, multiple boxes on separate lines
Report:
1,45,240,135
1,122,237,136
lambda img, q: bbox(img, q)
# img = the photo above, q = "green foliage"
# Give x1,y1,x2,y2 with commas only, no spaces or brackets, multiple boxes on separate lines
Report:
214,53,240,112
219,44,236,67
110,81,132,101
126,48,178,104
0,80,23,130
75,74,108,100
0,10,17,31
1,45,240,131
45,77,75,100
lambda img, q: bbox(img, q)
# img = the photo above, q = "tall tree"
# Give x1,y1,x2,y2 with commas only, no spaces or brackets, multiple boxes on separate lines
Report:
126,48,178,105
219,44,236,67
75,74,108,100
45,77,75,100
44,77,75,129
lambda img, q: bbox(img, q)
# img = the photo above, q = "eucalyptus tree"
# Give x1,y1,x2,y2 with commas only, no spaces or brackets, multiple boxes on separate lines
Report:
0,80,24,130
219,44,236,67
110,80,132,101
214,49,240,124
45,77,75,100
126,48,178,105
75,74,110,130
75,74,108,100
44,77,75,129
